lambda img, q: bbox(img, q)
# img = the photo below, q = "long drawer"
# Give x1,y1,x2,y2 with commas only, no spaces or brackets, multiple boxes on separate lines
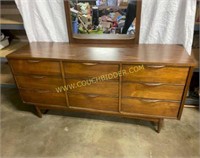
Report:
122,98,180,117
9,59,61,76
15,75,63,92
122,82,184,100
68,93,118,112
20,89,66,106
63,63,119,79
123,65,188,84
66,79,118,96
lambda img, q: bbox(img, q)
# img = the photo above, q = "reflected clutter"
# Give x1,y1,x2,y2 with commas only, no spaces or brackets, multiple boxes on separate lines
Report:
69,0,137,39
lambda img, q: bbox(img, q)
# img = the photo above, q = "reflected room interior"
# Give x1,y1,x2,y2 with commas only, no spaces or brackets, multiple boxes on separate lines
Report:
69,0,137,39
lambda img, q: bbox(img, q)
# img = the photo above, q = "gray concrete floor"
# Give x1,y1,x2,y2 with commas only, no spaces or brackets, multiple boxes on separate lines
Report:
1,87,200,158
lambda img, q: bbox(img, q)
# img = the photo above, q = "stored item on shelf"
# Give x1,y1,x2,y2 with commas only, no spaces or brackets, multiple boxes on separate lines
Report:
109,12,115,19
113,12,122,21
100,21,112,29
107,0,117,6
110,27,116,34
92,6,99,26
118,20,125,28
72,18,78,34
77,3,90,15
80,15,92,27
79,26,103,34
0,33,9,50
127,25,135,35
119,0,128,6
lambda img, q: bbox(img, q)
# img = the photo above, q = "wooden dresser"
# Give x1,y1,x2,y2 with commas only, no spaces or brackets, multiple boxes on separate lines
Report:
7,43,195,132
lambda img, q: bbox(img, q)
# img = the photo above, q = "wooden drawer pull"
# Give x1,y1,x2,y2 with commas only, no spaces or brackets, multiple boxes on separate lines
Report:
87,94,99,98
143,83,163,86
141,99,160,103
146,65,165,69
82,63,98,66
27,60,41,63
31,75,45,79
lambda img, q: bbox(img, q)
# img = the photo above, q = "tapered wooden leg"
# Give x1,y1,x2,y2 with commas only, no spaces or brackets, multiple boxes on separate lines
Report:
157,119,164,133
35,106,42,118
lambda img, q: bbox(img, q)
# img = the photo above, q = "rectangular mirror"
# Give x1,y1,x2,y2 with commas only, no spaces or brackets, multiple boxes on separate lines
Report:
65,0,141,44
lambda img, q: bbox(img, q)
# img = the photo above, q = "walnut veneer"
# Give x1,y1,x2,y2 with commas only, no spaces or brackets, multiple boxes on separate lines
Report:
7,43,195,132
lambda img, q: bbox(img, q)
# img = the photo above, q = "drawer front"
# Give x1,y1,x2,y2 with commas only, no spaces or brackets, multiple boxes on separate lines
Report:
122,83,184,100
15,75,63,91
68,93,118,112
63,63,119,79
66,79,118,96
122,98,180,117
123,65,188,84
20,89,66,106
9,60,61,76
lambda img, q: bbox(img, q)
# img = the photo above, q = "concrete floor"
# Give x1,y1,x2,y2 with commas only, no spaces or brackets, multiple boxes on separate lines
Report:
1,87,200,158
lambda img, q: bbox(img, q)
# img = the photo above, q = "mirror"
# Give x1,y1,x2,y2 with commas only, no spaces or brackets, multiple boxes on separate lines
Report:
65,0,141,44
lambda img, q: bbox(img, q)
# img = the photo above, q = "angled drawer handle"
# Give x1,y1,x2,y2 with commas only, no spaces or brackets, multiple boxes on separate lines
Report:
31,75,45,79
140,99,160,103
87,94,99,98
146,65,165,69
82,63,98,66
143,83,163,86
27,60,41,63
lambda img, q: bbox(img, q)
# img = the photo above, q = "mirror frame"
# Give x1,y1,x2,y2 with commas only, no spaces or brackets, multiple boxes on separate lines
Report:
64,0,142,44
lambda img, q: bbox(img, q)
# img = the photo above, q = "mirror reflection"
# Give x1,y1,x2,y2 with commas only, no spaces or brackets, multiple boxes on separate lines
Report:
69,0,137,39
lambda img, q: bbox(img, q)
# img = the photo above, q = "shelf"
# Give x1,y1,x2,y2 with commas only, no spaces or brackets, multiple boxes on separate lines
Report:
0,41,28,58
185,97,199,106
1,3,24,30
1,14,23,25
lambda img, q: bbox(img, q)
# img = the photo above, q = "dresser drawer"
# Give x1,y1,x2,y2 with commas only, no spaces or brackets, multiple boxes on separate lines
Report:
66,79,118,97
63,63,119,79
9,60,61,76
122,82,184,100
123,65,188,84
20,89,66,106
68,93,118,112
15,75,63,91
122,98,180,117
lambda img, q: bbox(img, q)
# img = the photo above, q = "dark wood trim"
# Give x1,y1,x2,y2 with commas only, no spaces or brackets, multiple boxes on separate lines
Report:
60,61,69,108
178,67,194,119
64,0,142,44
135,0,142,44
64,0,73,43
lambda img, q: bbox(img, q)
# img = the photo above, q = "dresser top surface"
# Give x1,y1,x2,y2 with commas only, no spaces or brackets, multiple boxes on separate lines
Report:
7,42,195,66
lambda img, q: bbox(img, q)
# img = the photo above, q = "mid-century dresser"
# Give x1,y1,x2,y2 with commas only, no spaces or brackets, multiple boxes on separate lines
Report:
7,43,195,132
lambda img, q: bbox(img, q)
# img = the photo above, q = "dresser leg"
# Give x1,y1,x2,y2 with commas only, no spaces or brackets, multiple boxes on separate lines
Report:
35,106,42,118
43,109,49,114
157,119,164,133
